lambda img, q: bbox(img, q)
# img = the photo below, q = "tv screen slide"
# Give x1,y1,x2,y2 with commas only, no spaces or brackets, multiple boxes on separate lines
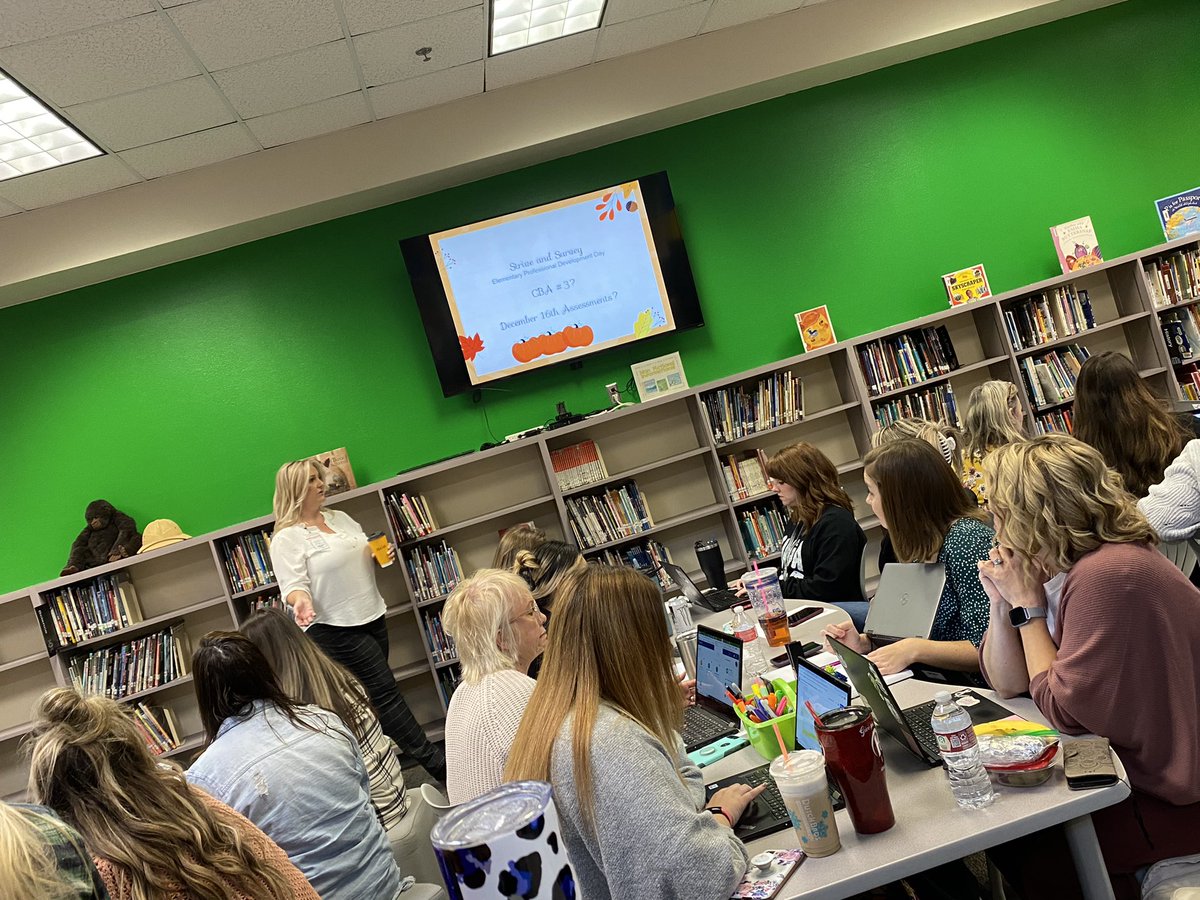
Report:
428,178,677,386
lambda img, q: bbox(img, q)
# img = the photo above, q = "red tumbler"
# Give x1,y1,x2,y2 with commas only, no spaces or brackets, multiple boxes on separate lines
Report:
816,706,895,834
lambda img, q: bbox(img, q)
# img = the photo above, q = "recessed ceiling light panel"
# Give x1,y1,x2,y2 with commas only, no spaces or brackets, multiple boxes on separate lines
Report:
491,0,607,55
0,71,102,182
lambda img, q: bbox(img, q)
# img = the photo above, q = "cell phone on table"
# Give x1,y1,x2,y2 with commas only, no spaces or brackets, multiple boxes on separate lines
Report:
787,606,823,627
1063,737,1119,790
784,640,824,672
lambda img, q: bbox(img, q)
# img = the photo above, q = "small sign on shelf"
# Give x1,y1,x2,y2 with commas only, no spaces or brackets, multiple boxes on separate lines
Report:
631,351,688,402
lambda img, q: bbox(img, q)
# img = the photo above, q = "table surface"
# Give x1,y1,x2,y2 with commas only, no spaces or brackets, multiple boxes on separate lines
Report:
693,599,1131,900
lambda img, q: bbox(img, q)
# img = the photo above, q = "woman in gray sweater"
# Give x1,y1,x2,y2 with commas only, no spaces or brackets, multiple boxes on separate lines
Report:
505,565,762,900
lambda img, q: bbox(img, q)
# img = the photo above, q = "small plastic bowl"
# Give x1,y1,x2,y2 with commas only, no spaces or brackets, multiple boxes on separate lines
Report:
988,759,1056,787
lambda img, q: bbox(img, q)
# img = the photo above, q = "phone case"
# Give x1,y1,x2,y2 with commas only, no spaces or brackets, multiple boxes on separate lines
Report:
687,734,750,768
1063,737,1118,790
731,849,804,898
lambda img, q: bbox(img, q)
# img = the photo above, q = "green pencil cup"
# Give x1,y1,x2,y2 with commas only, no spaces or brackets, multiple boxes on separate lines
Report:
736,677,797,761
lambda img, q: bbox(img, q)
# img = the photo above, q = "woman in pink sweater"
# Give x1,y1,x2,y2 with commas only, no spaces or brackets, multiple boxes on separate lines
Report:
978,434,1200,899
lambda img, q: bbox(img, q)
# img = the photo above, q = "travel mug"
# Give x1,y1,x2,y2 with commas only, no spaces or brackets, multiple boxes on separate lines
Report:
769,749,841,857
816,706,895,834
740,567,790,647
695,539,728,590
367,532,392,567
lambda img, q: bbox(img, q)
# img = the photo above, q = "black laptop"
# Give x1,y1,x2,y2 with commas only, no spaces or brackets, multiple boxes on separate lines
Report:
828,636,1012,766
661,562,739,613
682,625,743,752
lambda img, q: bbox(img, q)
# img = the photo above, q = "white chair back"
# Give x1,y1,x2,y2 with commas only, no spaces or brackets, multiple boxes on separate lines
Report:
1159,540,1199,574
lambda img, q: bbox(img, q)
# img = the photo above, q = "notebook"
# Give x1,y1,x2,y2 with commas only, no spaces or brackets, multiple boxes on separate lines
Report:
864,563,946,646
681,624,742,752
661,562,740,613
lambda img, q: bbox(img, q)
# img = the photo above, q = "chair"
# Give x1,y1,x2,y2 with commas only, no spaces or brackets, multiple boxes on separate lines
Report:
1139,852,1200,899
1158,540,1199,574
387,786,451,887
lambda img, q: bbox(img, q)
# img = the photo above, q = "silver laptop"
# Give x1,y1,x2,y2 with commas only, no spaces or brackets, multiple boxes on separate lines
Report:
864,563,946,646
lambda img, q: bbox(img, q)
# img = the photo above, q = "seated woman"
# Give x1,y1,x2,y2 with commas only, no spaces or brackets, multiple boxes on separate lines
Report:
0,801,107,900
186,632,405,900
960,380,1025,507
505,564,763,900
512,540,585,677
27,687,315,900
442,569,546,804
978,435,1200,899
1139,438,1200,539
764,442,868,627
823,439,993,677
239,610,414,858
492,522,546,570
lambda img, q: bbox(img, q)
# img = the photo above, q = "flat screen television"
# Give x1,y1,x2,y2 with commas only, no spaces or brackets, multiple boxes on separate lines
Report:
400,171,703,397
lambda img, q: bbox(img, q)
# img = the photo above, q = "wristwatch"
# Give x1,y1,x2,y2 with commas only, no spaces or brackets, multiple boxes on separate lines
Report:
1009,606,1048,628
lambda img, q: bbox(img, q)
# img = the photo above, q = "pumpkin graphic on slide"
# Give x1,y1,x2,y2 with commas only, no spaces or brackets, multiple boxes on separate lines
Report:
511,324,595,364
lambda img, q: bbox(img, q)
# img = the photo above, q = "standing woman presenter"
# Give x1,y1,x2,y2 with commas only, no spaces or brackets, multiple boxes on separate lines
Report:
269,460,446,782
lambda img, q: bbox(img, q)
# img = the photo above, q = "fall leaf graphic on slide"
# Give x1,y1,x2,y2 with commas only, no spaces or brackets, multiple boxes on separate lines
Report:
459,333,484,362
633,309,654,337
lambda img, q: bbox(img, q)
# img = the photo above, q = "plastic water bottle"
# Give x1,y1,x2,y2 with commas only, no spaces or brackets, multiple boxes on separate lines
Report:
930,691,996,809
731,604,769,684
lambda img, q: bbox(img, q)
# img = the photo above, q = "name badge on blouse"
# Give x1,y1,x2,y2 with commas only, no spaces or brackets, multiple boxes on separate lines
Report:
306,534,330,551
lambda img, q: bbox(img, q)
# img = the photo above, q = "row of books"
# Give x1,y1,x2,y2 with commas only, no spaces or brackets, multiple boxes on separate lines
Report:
436,666,462,705
740,503,790,560
1160,307,1200,366
131,702,182,755
1033,408,1075,435
594,540,672,590
421,609,457,663
721,449,770,500
1146,248,1200,307
872,383,959,430
244,591,293,619
1019,344,1090,410
1002,286,1096,351
37,573,144,651
550,440,609,492
384,491,439,541
218,529,274,594
403,541,464,601
565,481,654,548
859,325,960,397
66,624,191,701
701,371,804,444
1177,363,1200,402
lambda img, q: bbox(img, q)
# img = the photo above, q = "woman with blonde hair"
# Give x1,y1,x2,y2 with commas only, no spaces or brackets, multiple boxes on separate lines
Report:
978,434,1200,899
268,458,445,781
492,522,546,570
872,416,963,472
442,569,547,803
960,380,1025,506
0,802,107,900
27,687,316,900
505,565,761,900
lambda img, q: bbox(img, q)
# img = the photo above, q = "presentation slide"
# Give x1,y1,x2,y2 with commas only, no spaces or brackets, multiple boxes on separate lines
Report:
430,180,675,384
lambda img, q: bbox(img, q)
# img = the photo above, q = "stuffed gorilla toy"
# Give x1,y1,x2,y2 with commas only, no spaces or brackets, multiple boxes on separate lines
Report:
61,500,142,576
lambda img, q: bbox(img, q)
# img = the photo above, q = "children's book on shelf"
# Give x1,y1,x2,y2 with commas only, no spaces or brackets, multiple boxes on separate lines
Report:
218,529,274,593
701,371,804,444
595,540,673,589
1034,408,1075,435
1178,363,1200,401
403,541,464,601
308,447,356,496
36,573,144,652
859,325,960,396
1002,286,1095,351
131,702,182,755
246,591,292,619
421,609,457,663
1050,216,1103,273
385,491,439,541
1019,344,1090,410
1156,187,1200,241
1145,248,1200,308
942,264,991,306
722,449,770,500
795,305,836,351
740,502,789,560
873,383,959,429
66,623,191,700
630,351,689,402
1161,308,1200,366
565,481,654,548
550,440,609,491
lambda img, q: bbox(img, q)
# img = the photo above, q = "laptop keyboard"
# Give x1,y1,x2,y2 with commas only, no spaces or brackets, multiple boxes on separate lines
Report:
903,699,940,755
682,707,734,750
725,763,844,814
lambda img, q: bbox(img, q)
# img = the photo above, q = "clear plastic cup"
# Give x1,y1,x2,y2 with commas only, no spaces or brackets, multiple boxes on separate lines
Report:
769,750,841,857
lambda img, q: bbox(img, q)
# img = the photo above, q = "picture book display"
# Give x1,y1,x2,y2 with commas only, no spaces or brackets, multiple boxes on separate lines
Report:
795,305,836,351
942,265,991,306
1156,187,1200,241
631,351,689,402
1050,217,1103,273
308,448,356,495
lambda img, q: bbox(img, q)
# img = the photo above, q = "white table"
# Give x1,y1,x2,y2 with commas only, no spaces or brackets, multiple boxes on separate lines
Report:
691,598,1131,900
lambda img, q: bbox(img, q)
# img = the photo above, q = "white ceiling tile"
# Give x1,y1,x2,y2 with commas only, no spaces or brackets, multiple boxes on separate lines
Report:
245,91,370,148
213,40,360,118
0,0,155,49
342,0,481,37
0,14,200,107
118,123,259,178
354,7,485,87
368,61,482,119
603,0,705,25
595,2,709,61
485,29,597,90
65,77,235,151
0,196,22,216
702,0,805,31
0,155,138,210
167,0,344,71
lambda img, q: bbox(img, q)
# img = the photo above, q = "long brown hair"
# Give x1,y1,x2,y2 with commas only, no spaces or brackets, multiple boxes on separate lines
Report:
512,540,585,608
765,442,854,530
493,523,547,570
1072,351,1189,496
504,565,680,829
864,439,985,562
27,688,295,900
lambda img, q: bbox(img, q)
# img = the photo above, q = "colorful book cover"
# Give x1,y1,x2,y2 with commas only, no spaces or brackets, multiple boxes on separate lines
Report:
1050,216,1103,273
308,447,356,495
795,305,836,351
1155,187,1200,241
942,264,991,306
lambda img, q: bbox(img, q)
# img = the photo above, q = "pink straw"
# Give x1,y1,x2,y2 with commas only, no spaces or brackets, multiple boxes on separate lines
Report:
804,700,823,726
772,721,789,760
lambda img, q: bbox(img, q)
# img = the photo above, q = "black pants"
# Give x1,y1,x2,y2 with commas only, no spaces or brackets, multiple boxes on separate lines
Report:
307,615,447,783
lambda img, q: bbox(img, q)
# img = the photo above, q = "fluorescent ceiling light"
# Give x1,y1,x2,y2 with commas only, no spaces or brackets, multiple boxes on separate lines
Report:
491,0,607,55
0,71,102,182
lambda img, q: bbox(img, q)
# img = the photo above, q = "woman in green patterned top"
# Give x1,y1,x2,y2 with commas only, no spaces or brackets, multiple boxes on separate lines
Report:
0,802,108,900
824,439,994,678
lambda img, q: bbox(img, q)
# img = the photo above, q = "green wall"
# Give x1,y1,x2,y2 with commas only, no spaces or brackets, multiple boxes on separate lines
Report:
2,0,1194,593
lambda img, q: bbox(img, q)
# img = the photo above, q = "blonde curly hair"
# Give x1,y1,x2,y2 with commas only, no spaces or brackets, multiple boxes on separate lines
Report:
987,434,1156,572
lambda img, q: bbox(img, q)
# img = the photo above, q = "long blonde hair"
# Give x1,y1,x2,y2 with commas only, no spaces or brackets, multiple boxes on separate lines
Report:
987,434,1157,572
27,688,295,900
444,569,531,684
272,460,321,530
504,565,680,829
872,416,963,472
962,381,1025,460
0,803,89,900
512,541,585,608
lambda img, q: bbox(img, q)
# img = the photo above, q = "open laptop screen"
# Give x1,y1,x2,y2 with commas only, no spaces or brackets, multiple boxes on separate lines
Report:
793,657,851,751
695,624,741,711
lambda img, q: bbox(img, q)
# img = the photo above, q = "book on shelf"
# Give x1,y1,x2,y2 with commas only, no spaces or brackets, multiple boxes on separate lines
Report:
66,623,191,701
1155,188,1200,241
1033,408,1075,435
384,491,439,541
942,264,991,307
218,529,274,593
37,573,144,652
565,481,654,549
1018,344,1090,410
873,383,959,430
740,502,789,560
1050,216,1103,273
131,702,182,755
550,440,609,492
700,371,804,444
246,591,292,619
1145,249,1200,308
421,609,457,663
436,666,462,706
1002,286,1095,351
594,540,673,589
859,325,960,397
721,449,770,500
403,541,464,601
1161,308,1200,366
1178,364,1200,401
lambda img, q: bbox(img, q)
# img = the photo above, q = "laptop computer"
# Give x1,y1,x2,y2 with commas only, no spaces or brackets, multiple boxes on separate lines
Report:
864,563,946,647
682,624,743,752
828,636,1012,767
661,562,739,613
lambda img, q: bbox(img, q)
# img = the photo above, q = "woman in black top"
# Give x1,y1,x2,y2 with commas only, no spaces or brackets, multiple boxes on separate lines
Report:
765,442,868,628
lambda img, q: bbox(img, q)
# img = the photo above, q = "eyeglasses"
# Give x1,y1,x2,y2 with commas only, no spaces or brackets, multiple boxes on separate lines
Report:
508,601,539,623
766,477,783,488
